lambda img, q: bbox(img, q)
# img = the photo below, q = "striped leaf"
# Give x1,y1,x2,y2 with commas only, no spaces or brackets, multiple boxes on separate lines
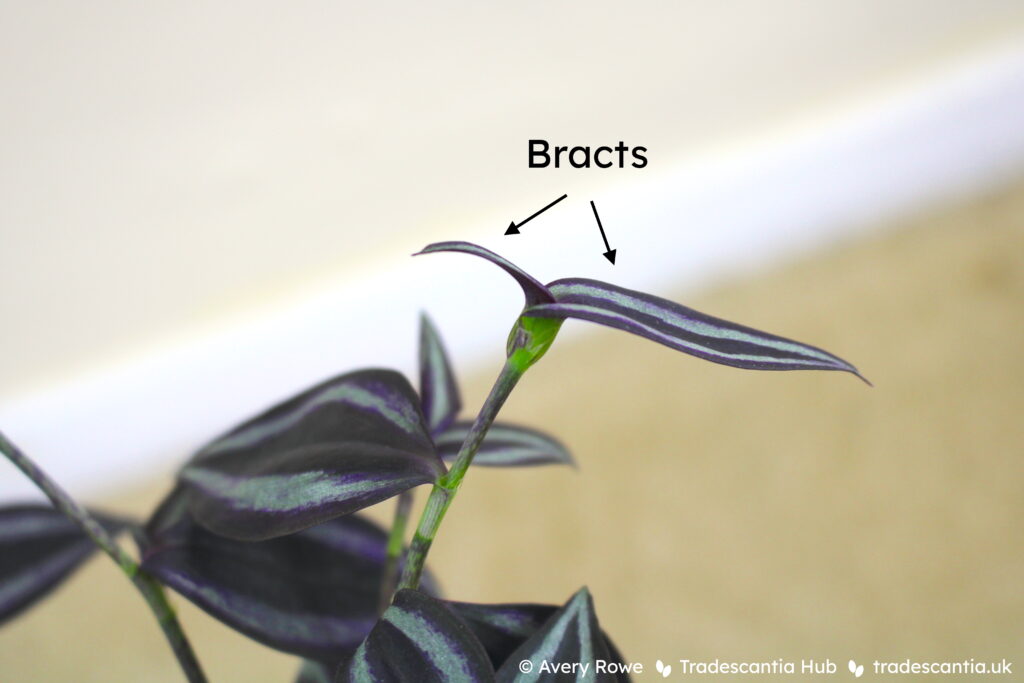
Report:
415,242,554,307
495,587,627,682
0,504,128,625
180,369,445,541
140,488,438,661
451,600,628,677
434,421,574,468
420,313,462,434
447,601,559,670
527,278,867,381
339,589,494,682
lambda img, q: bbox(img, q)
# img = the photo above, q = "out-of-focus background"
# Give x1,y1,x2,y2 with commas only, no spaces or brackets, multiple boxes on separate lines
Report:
2,2,1022,680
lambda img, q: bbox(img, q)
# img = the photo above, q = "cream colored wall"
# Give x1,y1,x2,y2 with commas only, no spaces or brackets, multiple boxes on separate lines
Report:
2,177,1021,681
2,2,1024,396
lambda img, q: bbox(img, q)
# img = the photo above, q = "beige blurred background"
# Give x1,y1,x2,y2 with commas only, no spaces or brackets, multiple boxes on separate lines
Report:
2,2,1023,681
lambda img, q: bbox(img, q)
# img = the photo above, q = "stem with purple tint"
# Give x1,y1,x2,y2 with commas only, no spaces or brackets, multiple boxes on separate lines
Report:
397,360,524,591
0,432,207,683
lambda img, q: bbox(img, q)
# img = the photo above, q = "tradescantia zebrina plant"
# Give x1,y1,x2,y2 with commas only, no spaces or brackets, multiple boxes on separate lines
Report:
0,240,866,681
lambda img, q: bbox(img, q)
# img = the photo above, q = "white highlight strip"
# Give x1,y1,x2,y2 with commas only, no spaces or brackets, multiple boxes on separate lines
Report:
3,42,1024,500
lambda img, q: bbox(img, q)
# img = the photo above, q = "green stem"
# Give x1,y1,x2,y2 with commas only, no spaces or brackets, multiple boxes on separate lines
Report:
377,489,414,611
133,574,206,681
397,360,523,590
0,432,207,683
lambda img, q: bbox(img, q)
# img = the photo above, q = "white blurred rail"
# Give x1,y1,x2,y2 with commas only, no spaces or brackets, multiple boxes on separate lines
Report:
2,41,1024,500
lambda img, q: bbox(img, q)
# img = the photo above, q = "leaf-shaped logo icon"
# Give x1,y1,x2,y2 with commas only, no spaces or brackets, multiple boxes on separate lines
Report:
848,660,864,677
655,659,672,678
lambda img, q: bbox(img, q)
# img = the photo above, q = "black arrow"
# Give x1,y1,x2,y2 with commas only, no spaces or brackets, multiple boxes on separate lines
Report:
589,200,617,264
505,193,567,235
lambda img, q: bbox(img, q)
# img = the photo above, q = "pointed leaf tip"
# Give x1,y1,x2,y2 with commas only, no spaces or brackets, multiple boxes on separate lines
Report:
415,241,554,306
495,586,627,682
527,278,864,379
447,601,558,670
419,313,462,434
339,590,493,682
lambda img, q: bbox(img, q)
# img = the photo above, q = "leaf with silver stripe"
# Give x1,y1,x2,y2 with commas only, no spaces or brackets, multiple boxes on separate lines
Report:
180,369,445,541
434,421,574,468
525,278,867,382
0,504,128,625
339,589,494,682
419,313,462,434
450,600,627,678
495,587,627,682
447,601,558,670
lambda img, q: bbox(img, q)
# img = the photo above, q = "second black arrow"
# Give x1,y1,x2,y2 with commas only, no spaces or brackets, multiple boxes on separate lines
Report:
590,200,617,264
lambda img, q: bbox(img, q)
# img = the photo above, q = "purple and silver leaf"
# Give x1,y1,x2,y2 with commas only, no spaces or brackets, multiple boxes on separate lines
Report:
450,600,628,677
179,369,445,541
495,587,628,682
525,278,867,381
338,589,494,682
419,313,462,434
0,504,128,625
189,368,435,463
447,601,558,670
415,241,555,307
434,421,574,468
182,443,442,542
140,489,438,662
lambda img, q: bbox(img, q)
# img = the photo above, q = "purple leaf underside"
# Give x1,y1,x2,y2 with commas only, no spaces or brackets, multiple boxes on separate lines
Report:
141,489,438,662
0,504,128,625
